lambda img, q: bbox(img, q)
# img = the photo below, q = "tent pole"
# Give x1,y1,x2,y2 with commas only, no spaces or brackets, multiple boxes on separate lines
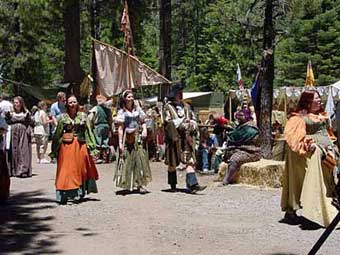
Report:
283,88,287,122
229,93,232,121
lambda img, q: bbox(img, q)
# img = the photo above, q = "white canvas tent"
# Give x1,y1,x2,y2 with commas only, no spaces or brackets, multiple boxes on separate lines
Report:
330,80,340,90
145,92,213,104
228,81,340,121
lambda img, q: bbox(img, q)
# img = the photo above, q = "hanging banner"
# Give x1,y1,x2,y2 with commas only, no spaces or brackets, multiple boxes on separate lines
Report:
93,39,171,97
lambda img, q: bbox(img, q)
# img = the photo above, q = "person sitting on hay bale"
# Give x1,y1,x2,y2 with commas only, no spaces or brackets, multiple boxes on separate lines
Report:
216,109,261,185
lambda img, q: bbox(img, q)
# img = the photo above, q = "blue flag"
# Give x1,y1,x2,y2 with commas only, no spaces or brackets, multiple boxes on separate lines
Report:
250,72,261,112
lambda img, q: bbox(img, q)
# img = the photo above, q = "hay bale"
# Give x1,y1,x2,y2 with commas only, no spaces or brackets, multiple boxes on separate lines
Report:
240,159,285,188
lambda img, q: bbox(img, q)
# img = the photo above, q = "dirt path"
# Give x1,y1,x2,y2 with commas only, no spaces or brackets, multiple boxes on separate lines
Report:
1,153,340,255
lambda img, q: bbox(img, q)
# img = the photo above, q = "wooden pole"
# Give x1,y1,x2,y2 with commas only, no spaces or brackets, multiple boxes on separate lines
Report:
229,92,232,121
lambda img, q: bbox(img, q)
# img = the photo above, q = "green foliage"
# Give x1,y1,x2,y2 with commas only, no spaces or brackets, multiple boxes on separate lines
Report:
275,0,340,86
172,0,263,93
1,0,340,104
0,0,64,97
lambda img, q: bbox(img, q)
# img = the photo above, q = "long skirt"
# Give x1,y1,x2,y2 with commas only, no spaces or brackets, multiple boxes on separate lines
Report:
55,137,99,202
0,149,10,202
9,123,32,177
281,147,337,227
114,142,152,191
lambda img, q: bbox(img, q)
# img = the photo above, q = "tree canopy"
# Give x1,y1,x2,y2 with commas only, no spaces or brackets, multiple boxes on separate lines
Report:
0,0,339,102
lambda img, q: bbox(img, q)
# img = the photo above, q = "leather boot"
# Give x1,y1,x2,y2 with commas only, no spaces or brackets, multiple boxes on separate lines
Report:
168,171,177,192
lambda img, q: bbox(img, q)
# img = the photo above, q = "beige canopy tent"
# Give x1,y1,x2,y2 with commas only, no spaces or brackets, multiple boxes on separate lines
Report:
92,39,171,97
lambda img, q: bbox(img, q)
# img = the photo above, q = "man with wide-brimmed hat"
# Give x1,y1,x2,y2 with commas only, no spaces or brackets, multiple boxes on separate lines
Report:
88,95,113,163
163,82,206,193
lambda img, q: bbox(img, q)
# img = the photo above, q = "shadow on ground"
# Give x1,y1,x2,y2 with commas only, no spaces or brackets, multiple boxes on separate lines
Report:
0,190,62,254
161,188,189,193
71,197,101,204
161,188,205,195
267,253,299,255
279,216,323,230
115,189,150,196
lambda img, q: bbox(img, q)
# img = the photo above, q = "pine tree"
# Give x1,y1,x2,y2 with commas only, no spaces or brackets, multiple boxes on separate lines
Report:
275,0,340,87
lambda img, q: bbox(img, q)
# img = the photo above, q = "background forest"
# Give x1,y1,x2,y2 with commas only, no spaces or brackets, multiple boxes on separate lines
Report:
0,0,340,101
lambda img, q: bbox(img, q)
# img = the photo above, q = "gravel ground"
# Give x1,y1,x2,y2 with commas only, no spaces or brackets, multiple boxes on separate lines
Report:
1,151,340,255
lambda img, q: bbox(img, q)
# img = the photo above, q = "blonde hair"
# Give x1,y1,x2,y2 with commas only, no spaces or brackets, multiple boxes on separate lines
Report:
57,92,66,100
38,101,47,109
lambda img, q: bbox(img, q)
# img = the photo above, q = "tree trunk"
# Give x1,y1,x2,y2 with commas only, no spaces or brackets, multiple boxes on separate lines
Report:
258,0,275,159
13,2,22,95
63,0,84,98
159,0,171,99
90,0,100,39
89,0,100,105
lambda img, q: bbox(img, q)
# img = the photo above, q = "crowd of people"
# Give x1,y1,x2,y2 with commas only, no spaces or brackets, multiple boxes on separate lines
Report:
1,86,340,229
0,86,257,202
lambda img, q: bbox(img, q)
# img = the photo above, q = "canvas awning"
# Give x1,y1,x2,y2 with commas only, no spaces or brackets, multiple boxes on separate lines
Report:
93,39,171,97
183,92,212,99
228,81,340,121
145,92,213,103
330,80,340,90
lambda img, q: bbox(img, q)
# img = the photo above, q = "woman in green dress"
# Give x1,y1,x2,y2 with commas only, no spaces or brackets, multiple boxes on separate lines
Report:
50,95,99,204
113,90,152,194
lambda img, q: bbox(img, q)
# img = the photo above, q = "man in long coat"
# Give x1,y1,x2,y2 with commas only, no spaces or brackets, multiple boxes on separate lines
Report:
163,82,206,193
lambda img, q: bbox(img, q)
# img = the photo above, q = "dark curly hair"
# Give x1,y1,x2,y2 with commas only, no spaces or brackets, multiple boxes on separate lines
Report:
297,90,323,113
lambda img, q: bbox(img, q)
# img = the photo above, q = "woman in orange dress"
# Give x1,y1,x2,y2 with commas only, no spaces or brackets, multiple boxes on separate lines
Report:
281,90,338,227
50,95,99,204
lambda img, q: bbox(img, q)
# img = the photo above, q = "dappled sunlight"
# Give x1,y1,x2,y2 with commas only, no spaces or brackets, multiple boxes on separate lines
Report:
0,190,62,254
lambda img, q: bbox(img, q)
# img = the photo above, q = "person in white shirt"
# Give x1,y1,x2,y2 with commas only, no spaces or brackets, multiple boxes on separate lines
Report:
0,94,13,117
50,92,66,132
0,94,13,168
34,101,53,163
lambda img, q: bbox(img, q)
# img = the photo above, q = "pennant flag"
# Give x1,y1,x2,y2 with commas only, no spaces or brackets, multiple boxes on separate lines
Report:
237,64,244,90
121,1,133,55
305,60,315,87
92,39,171,97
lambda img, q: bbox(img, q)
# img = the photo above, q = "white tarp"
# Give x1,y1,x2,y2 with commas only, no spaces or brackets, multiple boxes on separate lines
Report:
330,80,340,90
145,92,213,103
230,81,340,110
183,92,212,99
93,39,171,97
230,82,340,100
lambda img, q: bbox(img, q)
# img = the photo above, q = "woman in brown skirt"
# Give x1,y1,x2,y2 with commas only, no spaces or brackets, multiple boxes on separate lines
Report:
6,96,33,178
